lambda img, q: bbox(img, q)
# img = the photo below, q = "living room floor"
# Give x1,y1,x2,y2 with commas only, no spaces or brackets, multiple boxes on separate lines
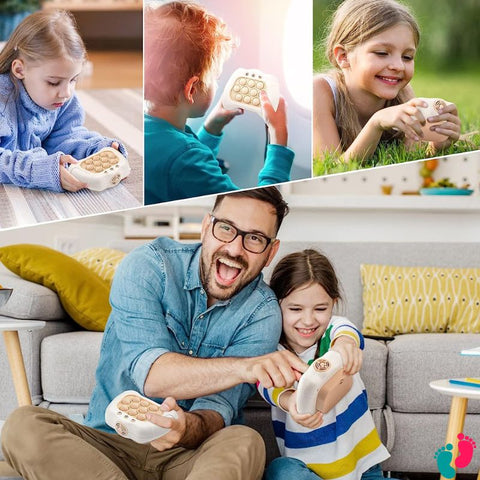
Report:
77,50,143,89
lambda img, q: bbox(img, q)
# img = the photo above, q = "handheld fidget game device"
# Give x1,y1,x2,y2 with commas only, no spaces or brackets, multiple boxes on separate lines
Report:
296,350,353,415
221,68,280,119
105,390,178,443
68,147,131,192
415,97,453,142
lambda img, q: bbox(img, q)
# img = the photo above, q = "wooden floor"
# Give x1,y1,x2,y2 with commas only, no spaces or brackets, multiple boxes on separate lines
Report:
77,50,143,89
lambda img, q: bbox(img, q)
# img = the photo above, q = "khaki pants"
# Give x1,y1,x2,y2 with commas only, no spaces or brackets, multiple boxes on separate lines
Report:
1,406,265,480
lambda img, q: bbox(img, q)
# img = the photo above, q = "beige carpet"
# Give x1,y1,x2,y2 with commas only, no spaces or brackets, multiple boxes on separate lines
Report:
0,88,143,230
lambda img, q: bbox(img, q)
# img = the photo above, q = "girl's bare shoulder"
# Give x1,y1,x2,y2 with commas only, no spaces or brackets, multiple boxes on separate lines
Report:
313,74,335,114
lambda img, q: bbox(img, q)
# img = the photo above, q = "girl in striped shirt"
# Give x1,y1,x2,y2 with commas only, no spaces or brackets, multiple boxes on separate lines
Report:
259,249,395,480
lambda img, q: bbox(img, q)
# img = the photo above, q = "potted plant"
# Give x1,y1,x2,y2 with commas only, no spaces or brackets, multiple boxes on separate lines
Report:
0,0,41,42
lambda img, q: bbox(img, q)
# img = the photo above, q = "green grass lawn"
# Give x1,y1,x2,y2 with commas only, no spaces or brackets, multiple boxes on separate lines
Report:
313,68,480,176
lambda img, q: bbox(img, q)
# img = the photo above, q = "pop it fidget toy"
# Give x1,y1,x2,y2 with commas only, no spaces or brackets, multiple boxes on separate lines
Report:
221,68,280,118
105,390,178,443
414,97,453,142
296,350,353,415
68,147,131,191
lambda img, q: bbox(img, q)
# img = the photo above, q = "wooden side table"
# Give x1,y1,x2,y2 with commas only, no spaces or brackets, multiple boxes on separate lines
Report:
0,318,46,406
430,379,480,480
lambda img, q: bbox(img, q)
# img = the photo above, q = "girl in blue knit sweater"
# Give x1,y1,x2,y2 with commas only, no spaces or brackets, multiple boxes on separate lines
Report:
0,10,126,192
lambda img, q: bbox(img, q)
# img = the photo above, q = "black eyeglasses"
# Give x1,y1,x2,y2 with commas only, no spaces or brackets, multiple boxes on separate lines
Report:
210,215,274,254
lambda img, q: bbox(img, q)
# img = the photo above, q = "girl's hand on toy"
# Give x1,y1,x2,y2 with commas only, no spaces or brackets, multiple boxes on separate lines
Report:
260,90,288,146
287,391,324,428
331,336,363,375
371,98,428,142
59,155,87,192
148,396,185,452
427,102,461,150
204,101,244,136
111,142,120,151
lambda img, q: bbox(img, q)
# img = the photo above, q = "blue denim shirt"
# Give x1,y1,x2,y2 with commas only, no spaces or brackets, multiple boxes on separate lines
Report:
85,237,282,432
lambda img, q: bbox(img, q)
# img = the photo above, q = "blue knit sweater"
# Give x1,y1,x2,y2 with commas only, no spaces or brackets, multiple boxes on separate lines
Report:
0,74,126,192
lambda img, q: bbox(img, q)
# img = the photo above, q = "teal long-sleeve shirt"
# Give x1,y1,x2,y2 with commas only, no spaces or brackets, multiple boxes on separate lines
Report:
144,114,294,205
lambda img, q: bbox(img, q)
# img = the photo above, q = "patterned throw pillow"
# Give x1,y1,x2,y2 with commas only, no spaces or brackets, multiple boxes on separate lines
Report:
72,248,126,284
361,264,480,336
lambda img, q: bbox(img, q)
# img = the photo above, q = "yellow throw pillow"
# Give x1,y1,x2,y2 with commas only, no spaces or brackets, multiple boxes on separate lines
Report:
0,244,111,332
361,264,480,336
72,248,126,284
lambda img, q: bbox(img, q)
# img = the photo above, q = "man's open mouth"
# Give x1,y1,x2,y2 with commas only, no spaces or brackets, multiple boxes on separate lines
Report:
215,256,245,287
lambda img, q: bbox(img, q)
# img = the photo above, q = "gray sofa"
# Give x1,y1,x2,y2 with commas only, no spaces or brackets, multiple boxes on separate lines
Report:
1,241,479,475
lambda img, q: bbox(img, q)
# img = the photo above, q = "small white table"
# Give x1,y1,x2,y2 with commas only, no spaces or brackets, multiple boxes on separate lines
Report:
430,379,480,480
0,319,46,406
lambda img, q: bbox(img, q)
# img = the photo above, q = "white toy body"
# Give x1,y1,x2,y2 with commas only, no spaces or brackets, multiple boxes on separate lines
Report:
68,147,131,192
221,68,280,118
296,350,353,415
415,97,453,142
105,390,178,444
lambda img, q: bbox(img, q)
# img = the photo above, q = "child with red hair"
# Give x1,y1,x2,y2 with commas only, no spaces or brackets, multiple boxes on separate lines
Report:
144,1,294,204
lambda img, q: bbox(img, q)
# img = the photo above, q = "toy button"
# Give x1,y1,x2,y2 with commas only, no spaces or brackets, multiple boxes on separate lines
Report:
111,174,121,185
115,422,128,436
313,358,330,371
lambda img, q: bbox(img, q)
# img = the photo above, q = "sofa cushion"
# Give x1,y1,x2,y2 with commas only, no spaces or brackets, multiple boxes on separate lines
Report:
387,333,480,414
0,244,111,331
361,338,387,410
41,331,103,403
0,269,65,320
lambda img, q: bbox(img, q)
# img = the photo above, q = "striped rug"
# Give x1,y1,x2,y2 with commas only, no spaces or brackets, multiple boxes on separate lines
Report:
0,88,143,230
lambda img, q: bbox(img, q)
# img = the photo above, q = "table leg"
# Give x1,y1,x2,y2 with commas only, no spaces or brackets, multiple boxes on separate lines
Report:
2,330,33,407
439,396,468,480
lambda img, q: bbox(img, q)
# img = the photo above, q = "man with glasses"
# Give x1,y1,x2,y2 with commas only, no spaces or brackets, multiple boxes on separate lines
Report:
2,186,307,480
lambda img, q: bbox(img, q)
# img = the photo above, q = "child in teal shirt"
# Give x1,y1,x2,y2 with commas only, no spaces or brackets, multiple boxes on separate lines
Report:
144,1,294,205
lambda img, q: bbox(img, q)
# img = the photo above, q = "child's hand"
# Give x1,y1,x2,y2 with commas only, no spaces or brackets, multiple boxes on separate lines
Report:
331,336,362,375
111,141,120,151
204,101,244,136
284,390,324,429
260,91,288,146
370,98,428,142
59,155,87,192
426,102,461,150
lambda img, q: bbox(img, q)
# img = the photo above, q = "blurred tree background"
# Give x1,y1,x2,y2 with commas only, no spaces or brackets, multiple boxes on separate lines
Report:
313,0,480,126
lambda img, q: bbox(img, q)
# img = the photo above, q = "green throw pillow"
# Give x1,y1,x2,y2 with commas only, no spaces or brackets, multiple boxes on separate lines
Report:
0,244,111,331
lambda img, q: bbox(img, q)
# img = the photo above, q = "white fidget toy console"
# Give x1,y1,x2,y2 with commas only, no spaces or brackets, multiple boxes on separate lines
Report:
105,391,178,443
221,68,280,118
68,147,131,191
415,97,453,142
296,350,353,415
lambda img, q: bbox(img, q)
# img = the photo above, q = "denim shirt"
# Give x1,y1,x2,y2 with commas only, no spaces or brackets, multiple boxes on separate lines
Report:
85,237,282,432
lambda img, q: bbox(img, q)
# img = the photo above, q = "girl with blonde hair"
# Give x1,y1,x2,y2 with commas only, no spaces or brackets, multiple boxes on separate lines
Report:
0,10,125,192
313,0,461,162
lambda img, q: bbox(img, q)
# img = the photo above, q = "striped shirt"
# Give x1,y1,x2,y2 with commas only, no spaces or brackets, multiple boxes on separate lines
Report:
258,316,389,480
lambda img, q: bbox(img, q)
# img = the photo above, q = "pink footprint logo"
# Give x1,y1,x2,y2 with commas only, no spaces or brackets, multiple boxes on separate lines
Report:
455,433,476,469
